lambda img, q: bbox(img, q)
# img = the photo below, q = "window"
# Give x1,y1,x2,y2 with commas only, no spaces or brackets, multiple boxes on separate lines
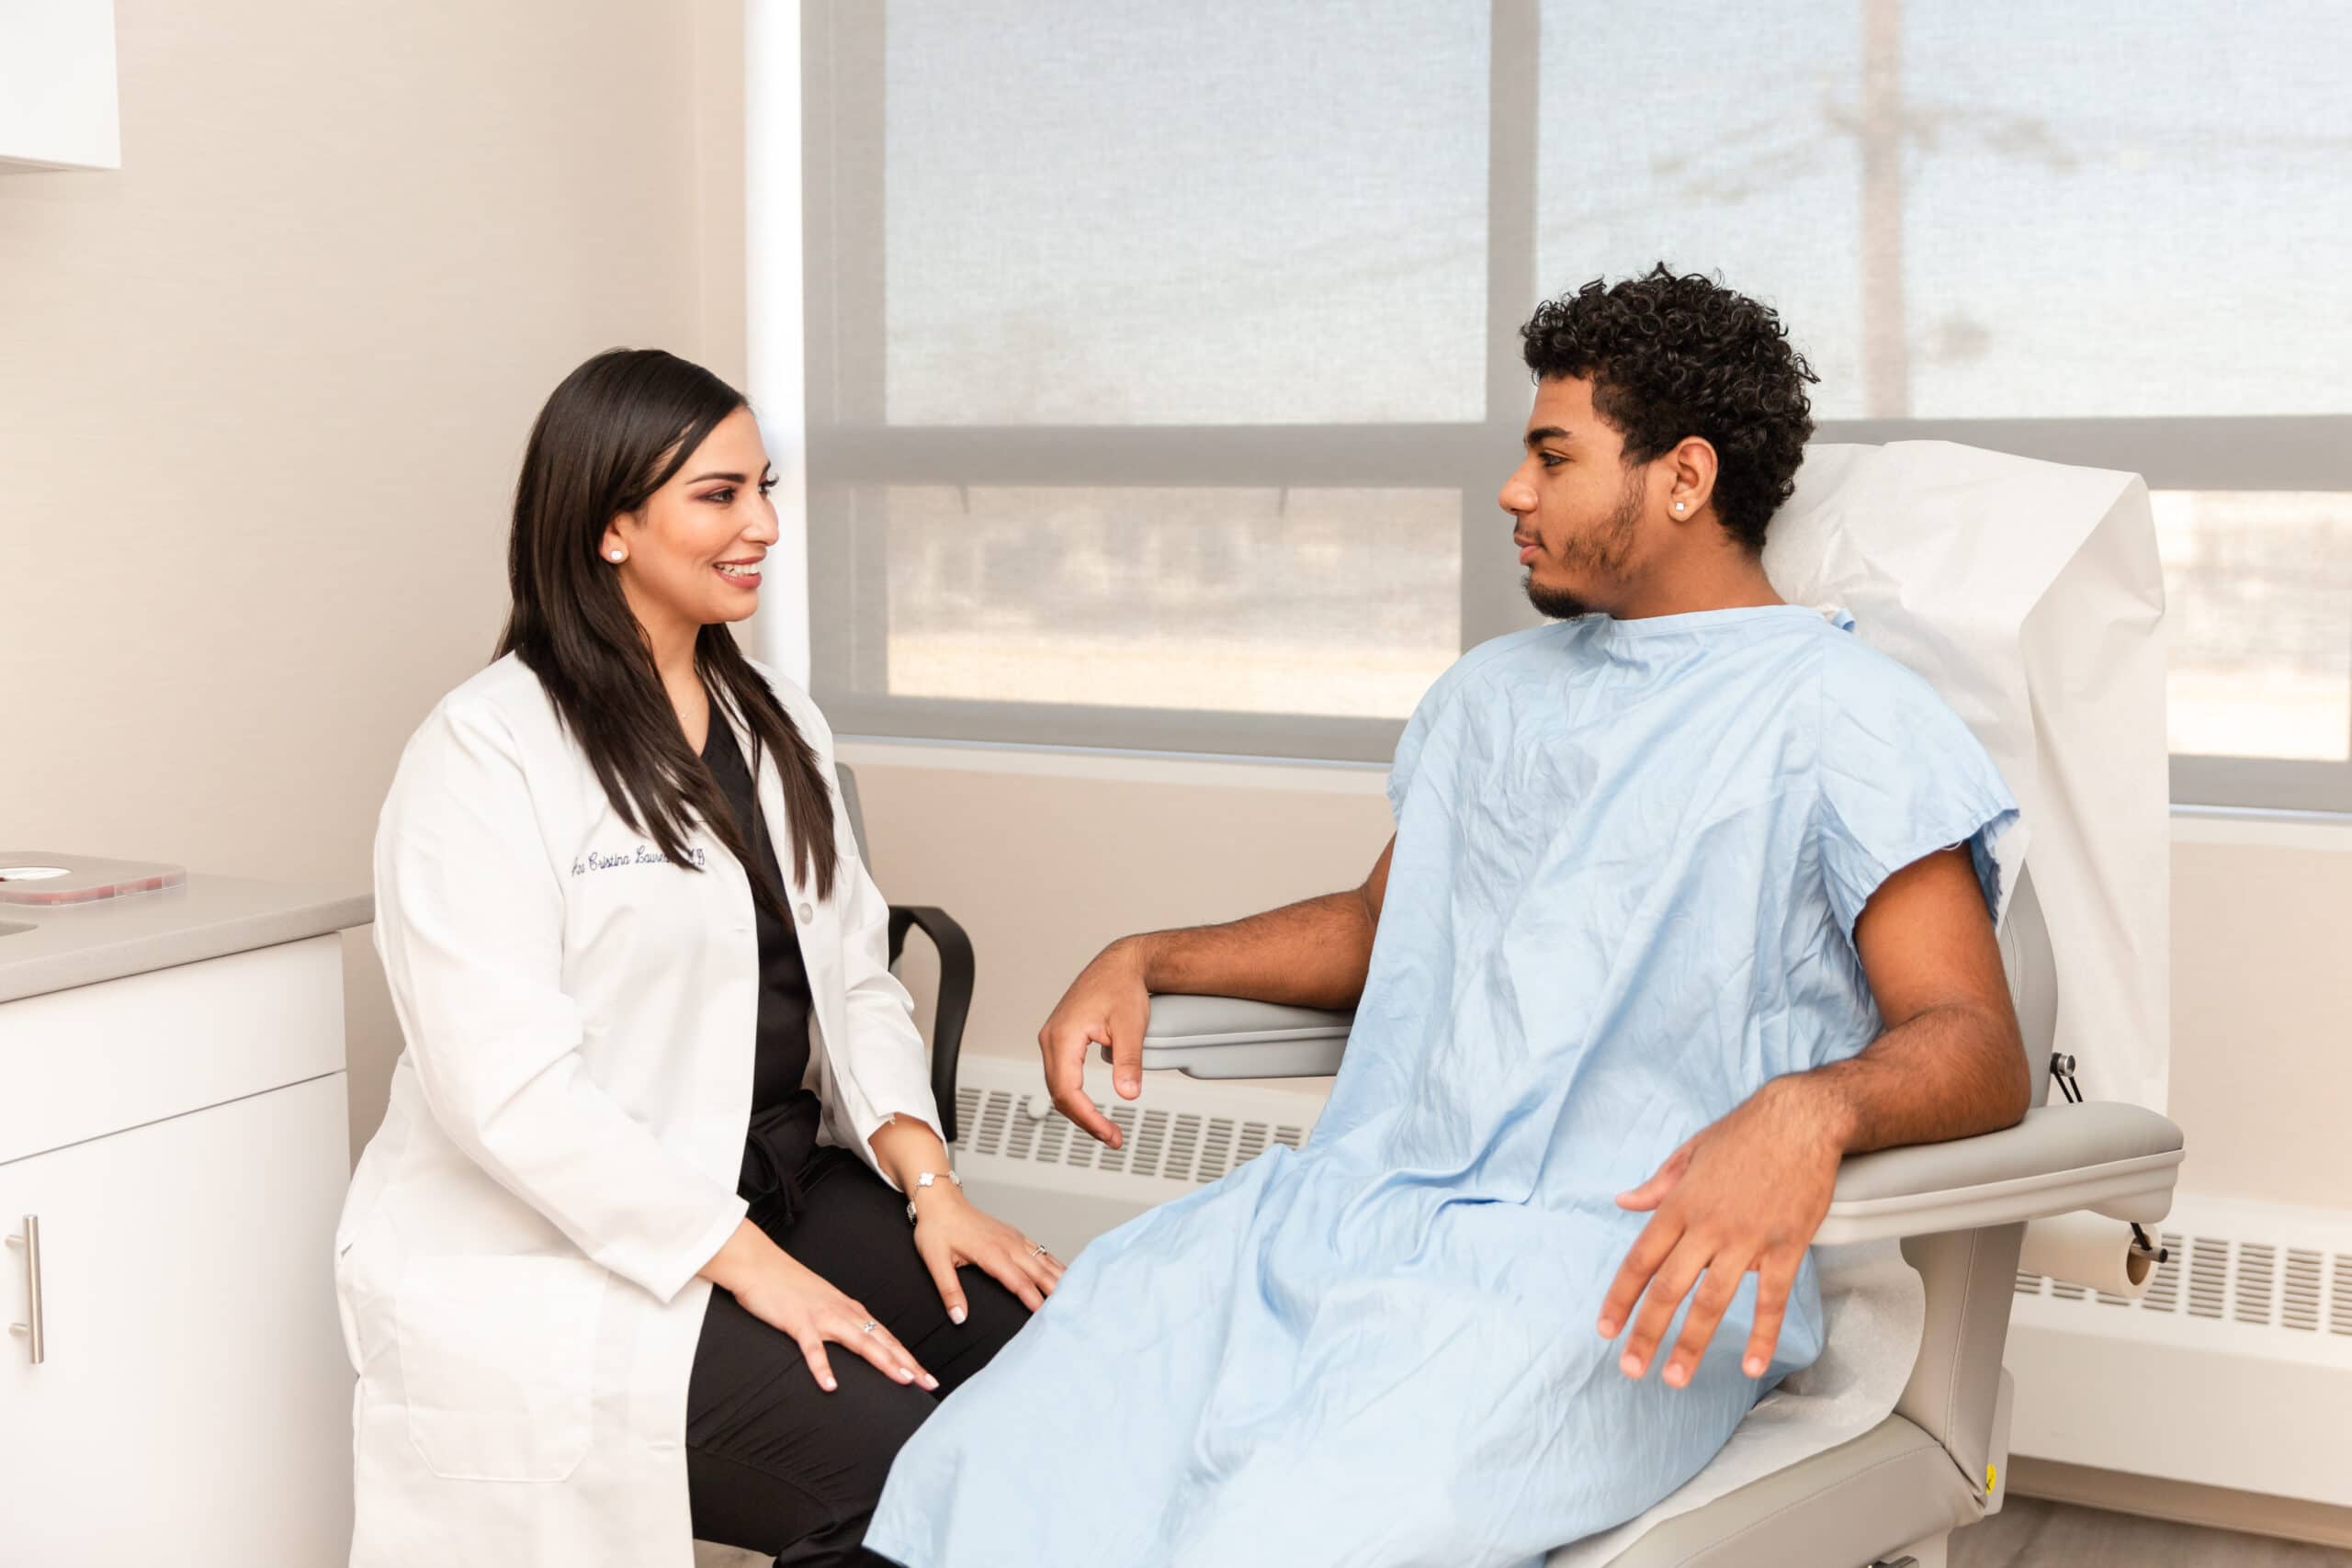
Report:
786,0,2352,809
870,485,1460,718
2157,491,2351,773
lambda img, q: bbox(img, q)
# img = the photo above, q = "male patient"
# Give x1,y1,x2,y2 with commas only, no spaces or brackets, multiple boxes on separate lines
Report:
864,268,2028,1568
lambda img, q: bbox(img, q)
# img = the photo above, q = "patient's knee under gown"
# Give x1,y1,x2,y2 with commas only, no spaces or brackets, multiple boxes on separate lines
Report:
865,605,2017,1568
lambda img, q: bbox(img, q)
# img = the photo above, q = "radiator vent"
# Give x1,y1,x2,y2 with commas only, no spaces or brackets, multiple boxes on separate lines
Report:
2142,1232,2184,1314
2235,1243,2278,1325
2016,1225,2352,1337
2188,1235,2229,1319
950,1084,1311,1187
2003,1197,2352,1512
2285,1251,2324,1334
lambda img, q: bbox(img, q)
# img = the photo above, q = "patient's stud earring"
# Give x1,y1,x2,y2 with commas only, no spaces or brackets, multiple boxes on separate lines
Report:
1673,502,1686,513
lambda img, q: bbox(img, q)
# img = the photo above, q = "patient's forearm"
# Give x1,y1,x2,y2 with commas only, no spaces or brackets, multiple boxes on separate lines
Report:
1782,1002,2031,1156
1119,889,1377,1012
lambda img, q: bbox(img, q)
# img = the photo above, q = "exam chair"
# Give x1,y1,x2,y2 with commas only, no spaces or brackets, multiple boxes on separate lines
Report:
1123,864,2183,1568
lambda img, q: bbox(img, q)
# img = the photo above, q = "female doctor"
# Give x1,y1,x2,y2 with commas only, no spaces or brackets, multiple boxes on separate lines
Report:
334,349,1057,1568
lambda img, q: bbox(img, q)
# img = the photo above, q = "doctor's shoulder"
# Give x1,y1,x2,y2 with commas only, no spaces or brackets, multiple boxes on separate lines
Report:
384,653,840,822
379,656,587,827
404,656,566,759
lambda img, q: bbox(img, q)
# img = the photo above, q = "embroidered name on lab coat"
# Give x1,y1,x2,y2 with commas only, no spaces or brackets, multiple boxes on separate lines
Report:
572,844,708,876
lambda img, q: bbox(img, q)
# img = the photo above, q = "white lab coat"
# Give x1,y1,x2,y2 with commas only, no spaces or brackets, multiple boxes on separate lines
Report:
333,651,944,1568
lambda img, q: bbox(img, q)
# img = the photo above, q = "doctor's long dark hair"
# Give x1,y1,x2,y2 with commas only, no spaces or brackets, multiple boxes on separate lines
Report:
496,348,837,911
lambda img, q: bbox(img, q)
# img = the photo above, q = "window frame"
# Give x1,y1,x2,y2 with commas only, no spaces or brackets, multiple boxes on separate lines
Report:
793,0,2352,811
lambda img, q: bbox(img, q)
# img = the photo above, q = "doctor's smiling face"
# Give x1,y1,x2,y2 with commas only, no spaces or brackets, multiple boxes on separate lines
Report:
503,349,844,902
600,406,781,644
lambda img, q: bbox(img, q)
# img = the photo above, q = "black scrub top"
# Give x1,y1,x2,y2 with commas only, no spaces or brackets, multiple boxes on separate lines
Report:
700,709,827,1222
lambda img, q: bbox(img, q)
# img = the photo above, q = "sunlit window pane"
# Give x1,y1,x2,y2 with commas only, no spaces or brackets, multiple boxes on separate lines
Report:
1536,2,2352,419
876,487,1461,717
882,1,1489,426
2156,491,2352,761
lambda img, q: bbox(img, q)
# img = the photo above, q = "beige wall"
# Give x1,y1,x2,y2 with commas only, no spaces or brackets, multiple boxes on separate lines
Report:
2166,829,2352,1206
1,0,744,1155
844,748,2352,1212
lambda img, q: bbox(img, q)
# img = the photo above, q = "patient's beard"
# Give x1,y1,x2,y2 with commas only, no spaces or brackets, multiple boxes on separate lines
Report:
1523,572,1594,620
1524,468,1644,622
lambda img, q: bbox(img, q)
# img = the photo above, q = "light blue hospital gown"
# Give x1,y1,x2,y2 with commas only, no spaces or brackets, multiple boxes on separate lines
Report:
866,604,2017,1568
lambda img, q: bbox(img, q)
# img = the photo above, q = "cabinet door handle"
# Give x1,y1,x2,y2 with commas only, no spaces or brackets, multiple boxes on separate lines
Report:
6,1214,42,1365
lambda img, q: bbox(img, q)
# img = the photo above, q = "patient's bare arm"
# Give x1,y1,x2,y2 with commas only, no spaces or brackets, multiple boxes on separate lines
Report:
1037,837,1396,1149
1600,846,2030,1391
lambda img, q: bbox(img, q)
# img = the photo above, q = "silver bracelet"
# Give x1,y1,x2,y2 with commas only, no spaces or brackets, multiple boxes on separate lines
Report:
904,1168,962,1224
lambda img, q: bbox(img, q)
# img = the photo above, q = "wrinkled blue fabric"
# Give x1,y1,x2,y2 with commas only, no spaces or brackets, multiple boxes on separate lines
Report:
866,604,2018,1568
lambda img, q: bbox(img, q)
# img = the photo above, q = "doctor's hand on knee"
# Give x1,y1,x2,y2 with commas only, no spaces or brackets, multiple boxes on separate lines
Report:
700,1219,939,1394
1039,937,1154,1149
1595,1077,1845,1391
910,1180,1065,1318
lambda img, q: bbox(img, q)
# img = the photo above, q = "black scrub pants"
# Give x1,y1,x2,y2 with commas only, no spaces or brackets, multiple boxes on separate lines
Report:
686,1147,1032,1565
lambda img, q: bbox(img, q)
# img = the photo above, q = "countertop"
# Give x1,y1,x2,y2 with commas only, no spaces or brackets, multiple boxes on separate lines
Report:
0,855,372,1004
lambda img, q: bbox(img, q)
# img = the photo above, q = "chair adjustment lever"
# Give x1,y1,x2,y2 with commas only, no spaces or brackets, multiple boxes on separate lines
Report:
2047,1053,2169,1267
2049,1052,2082,1102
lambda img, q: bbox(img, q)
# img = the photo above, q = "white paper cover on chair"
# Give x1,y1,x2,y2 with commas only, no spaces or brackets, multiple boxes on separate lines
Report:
1555,441,2169,1564
1550,1241,1925,1566
1763,441,2170,1111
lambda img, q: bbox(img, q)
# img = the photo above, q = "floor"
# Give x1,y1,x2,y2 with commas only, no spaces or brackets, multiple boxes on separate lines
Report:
1949,1498,2352,1568
692,1500,2352,1566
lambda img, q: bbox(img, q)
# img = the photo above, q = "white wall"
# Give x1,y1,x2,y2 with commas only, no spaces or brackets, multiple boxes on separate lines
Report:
0,0,745,1155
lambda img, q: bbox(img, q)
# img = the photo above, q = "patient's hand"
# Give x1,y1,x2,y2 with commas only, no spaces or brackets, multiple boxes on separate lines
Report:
1597,1077,1845,1390
1038,939,1153,1150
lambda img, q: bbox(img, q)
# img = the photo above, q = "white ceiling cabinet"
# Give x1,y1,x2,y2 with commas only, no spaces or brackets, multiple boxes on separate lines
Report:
0,0,120,171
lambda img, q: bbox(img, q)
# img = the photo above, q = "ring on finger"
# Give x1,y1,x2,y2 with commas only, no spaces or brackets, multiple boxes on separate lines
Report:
861,1319,879,1336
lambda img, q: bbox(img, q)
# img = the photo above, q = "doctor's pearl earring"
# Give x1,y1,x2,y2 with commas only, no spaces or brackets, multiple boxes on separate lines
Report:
608,548,627,562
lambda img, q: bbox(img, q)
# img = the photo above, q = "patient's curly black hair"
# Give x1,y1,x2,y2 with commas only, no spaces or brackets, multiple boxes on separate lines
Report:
1520,266,1817,551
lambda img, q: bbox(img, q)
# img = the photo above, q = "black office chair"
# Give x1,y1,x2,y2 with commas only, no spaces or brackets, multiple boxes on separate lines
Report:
835,764,975,1145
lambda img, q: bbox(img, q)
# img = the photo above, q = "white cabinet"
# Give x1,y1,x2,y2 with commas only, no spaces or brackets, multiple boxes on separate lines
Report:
1,1076,352,1563
0,935,355,1563
0,0,119,171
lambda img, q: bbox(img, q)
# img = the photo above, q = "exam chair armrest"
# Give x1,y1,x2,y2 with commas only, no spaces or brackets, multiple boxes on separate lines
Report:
1815,1101,2184,1245
1130,998,2184,1247
1127,994,1356,1079
889,906,974,1146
